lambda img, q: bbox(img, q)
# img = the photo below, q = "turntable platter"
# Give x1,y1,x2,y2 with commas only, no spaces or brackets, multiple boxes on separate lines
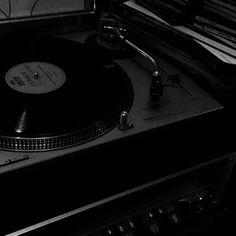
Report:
0,37,133,151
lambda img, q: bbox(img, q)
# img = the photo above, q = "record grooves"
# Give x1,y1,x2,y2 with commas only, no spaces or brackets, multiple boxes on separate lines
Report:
0,37,133,151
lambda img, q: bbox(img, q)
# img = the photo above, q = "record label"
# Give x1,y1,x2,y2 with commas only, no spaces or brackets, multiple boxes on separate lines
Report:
5,62,66,94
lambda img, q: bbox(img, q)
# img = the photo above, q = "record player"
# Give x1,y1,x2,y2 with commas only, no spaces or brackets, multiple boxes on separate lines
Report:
0,1,235,235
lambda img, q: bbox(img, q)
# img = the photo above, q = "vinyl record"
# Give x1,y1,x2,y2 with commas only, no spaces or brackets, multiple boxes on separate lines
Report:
0,36,133,151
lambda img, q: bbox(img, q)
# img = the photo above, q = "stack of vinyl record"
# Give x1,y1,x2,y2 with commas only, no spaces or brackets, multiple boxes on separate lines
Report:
192,0,236,50
135,0,204,25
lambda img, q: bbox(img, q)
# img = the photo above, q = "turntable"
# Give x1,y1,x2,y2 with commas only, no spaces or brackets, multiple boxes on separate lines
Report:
0,1,235,235
0,30,224,168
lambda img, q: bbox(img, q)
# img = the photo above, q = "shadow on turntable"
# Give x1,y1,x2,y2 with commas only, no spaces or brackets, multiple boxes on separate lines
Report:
0,37,133,151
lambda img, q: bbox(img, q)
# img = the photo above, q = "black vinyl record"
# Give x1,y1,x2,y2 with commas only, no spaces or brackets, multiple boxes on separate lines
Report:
0,36,133,151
